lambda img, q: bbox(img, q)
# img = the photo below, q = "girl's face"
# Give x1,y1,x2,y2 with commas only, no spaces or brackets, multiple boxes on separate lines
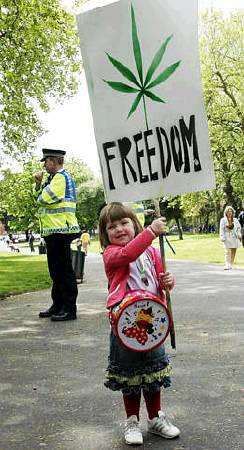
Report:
226,208,233,219
106,217,135,246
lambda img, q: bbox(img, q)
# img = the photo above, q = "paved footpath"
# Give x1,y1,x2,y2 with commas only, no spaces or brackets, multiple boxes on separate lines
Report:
0,254,243,450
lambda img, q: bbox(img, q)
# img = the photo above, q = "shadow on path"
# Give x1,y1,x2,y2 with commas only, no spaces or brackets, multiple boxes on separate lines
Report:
0,255,243,449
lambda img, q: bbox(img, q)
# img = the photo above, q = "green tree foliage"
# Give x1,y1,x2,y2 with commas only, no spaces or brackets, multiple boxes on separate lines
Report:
0,162,39,232
180,10,243,228
0,0,81,161
76,181,105,230
65,158,105,229
200,10,243,210
181,190,221,231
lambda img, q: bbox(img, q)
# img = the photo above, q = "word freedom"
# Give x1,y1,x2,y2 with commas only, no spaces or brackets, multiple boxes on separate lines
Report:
102,115,202,190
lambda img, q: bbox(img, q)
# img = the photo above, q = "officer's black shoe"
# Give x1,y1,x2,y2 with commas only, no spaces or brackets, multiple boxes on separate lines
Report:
51,311,77,321
39,306,60,318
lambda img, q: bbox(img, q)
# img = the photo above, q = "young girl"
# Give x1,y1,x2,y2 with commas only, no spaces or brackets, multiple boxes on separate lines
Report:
99,202,180,446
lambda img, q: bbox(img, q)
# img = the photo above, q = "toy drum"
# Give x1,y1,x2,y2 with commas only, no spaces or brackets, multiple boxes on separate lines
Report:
110,289,172,352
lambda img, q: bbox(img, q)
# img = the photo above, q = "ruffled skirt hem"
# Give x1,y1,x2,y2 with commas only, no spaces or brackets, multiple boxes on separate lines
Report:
104,365,171,394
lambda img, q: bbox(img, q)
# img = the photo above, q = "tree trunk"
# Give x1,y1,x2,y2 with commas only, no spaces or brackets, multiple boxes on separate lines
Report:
176,217,183,240
2,212,9,231
215,202,222,233
221,163,238,210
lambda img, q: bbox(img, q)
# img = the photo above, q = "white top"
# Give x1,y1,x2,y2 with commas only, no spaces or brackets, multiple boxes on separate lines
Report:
219,217,241,249
127,251,158,295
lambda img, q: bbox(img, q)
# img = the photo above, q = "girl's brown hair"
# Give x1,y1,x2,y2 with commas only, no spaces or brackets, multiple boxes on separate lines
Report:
99,202,143,249
224,206,235,222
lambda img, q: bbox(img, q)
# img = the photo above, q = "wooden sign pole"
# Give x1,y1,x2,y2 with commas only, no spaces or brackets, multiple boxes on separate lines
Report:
153,199,176,349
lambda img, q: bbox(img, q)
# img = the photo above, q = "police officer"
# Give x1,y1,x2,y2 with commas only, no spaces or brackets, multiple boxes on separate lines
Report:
33,148,80,321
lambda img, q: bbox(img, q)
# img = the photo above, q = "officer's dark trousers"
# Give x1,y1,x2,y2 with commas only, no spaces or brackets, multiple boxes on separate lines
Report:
44,233,80,314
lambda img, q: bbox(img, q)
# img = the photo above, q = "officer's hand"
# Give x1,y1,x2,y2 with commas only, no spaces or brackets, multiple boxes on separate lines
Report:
34,171,44,187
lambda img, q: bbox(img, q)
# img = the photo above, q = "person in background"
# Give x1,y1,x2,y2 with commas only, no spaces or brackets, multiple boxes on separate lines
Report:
71,235,82,252
71,235,85,283
39,237,46,254
238,207,244,247
33,148,80,321
99,202,180,446
28,231,35,253
81,230,90,255
219,206,242,270
5,234,10,246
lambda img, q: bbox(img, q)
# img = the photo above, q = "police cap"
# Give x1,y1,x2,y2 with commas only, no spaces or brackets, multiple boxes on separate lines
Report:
40,148,66,161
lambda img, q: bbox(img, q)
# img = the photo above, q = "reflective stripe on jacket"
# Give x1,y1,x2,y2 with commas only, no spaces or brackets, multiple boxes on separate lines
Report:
33,170,80,236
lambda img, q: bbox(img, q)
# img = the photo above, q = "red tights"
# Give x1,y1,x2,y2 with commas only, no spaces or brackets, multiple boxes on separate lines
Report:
123,390,161,420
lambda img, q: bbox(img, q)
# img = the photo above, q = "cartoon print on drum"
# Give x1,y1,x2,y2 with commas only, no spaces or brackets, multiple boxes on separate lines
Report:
116,298,170,351
122,306,162,345
110,290,171,352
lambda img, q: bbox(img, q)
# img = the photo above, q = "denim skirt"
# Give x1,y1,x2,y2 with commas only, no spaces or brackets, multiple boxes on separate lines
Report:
104,330,171,395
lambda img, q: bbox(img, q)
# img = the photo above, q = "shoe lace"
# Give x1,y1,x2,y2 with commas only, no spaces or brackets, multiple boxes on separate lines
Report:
125,421,140,434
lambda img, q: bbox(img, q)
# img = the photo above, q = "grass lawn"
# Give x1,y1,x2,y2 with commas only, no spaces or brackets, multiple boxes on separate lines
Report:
89,233,244,266
1,233,243,298
152,233,244,266
0,253,51,298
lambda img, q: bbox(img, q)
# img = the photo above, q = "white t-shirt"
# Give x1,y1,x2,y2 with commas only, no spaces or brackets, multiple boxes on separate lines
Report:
127,250,158,295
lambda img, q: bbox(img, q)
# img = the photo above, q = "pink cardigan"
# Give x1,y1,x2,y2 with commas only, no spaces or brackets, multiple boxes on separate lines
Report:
103,228,174,309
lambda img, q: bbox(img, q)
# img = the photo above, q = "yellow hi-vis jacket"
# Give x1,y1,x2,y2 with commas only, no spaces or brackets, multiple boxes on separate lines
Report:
33,170,80,236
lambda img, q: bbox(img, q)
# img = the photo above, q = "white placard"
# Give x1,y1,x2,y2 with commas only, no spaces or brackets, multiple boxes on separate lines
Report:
77,0,215,202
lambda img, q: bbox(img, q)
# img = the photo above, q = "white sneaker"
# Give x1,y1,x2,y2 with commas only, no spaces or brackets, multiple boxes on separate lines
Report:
224,265,231,270
124,415,143,445
148,410,180,439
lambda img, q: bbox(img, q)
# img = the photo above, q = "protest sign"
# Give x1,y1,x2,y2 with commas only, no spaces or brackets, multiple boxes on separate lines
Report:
77,0,215,202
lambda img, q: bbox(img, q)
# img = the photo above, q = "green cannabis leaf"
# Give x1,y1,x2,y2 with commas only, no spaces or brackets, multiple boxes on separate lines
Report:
103,3,181,129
